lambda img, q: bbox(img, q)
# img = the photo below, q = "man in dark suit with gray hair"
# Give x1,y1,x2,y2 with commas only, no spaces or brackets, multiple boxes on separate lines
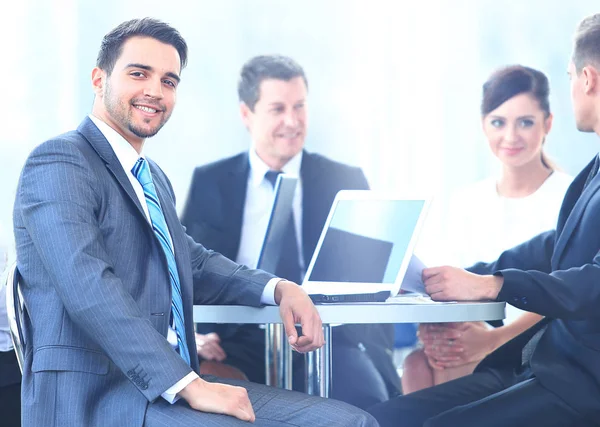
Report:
182,54,401,409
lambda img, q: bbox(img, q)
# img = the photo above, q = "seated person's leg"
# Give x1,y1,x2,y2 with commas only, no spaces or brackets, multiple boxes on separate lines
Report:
330,343,390,409
401,348,434,394
432,361,479,386
145,375,378,427
424,377,594,427
368,368,514,427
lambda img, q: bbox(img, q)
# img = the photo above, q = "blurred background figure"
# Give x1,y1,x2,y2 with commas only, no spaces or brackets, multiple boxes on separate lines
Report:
403,65,573,394
181,55,400,409
0,223,20,427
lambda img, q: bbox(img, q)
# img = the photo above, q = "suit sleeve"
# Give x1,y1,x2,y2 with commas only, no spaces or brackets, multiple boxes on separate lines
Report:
467,229,556,275
157,168,275,306
495,259,600,320
17,140,192,402
184,232,275,306
468,230,600,319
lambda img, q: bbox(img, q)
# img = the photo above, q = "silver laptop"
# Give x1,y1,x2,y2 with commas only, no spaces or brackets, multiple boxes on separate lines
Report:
301,190,430,302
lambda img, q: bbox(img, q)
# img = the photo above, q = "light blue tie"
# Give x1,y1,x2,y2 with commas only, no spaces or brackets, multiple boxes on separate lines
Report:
132,158,191,365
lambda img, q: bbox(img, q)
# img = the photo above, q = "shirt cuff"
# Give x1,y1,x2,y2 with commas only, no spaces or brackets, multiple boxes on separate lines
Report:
161,371,199,404
260,278,283,306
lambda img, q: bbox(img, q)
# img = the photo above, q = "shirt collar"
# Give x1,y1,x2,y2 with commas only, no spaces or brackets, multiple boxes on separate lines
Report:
88,114,144,174
248,148,303,188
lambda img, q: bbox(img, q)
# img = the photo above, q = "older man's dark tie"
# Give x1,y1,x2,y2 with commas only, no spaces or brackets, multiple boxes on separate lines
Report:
264,170,302,284
521,154,600,365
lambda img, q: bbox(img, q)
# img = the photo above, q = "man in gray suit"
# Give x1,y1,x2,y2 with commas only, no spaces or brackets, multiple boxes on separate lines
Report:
12,18,377,427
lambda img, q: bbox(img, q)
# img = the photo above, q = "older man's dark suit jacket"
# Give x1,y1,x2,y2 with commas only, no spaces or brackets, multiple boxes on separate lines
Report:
181,151,399,394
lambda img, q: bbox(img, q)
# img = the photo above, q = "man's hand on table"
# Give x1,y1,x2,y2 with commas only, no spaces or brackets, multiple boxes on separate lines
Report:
422,266,503,301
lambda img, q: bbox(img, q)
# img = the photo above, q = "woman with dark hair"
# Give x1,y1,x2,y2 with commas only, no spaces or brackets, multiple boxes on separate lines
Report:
402,65,573,394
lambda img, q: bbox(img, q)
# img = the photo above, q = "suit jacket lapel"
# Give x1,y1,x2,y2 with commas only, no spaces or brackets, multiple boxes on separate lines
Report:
76,118,147,221
553,157,600,265
219,153,249,257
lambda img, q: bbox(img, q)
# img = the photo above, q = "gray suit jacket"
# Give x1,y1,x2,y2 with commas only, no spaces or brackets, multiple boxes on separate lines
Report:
13,117,274,427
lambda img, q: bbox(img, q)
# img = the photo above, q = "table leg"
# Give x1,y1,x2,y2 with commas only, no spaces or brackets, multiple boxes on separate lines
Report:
305,324,332,397
265,324,292,389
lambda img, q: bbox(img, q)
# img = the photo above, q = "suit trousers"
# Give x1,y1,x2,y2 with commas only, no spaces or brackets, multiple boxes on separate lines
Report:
144,375,377,427
368,367,595,427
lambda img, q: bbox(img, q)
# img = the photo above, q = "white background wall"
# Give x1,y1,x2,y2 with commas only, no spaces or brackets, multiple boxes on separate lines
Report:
2,0,600,258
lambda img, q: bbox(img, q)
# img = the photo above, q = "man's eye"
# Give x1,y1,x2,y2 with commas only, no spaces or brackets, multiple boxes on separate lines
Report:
490,119,504,128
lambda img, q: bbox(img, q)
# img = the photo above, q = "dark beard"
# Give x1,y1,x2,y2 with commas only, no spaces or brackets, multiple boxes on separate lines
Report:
127,118,165,139
104,81,169,140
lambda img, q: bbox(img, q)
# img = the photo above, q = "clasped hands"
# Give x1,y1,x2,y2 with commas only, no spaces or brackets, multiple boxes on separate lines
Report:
418,321,498,370
418,266,504,370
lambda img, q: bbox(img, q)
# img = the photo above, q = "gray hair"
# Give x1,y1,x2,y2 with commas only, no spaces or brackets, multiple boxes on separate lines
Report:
237,55,308,110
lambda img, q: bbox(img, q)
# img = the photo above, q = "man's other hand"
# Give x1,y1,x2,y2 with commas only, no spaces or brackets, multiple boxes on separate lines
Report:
195,332,226,361
274,280,325,353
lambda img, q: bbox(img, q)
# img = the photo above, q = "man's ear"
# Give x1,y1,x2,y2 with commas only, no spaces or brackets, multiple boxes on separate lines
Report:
91,67,106,97
582,66,599,95
239,102,252,130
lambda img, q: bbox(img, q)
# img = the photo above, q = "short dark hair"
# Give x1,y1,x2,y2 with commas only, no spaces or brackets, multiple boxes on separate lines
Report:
481,65,550,118
96,18,188,75
237,55,308,111
572,13,600,72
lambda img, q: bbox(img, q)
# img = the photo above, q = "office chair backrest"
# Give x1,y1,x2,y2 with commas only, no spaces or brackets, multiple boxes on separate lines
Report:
5,263,25,373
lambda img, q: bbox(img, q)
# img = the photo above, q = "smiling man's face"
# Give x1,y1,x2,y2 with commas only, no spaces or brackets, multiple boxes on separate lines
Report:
92,36,181,150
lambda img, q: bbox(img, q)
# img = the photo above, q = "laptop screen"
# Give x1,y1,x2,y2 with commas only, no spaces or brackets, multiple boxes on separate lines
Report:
306,199,426,284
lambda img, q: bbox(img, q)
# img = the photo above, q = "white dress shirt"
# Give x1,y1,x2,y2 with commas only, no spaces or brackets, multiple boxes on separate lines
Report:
88,116,279,402
443,170,573,324
236,148,305,278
